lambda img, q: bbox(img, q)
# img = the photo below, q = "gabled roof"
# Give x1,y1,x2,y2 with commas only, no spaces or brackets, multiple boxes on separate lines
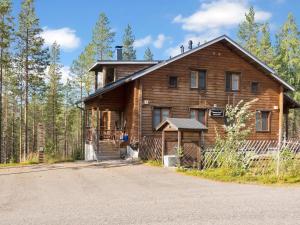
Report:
89,60,160,72
83,35,295,103
156,118,208,131
123,35,294,91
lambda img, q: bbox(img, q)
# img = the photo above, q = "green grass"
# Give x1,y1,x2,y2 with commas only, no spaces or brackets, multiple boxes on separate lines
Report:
177,167,300,185
0,161,39,168
144,160,163,167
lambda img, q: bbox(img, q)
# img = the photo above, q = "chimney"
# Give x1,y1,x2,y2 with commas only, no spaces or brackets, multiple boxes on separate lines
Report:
115,46,123,60
180,45,184,54
188,40,193,50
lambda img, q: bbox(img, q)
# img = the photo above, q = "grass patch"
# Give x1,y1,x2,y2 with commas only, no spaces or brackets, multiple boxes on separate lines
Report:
144,160,163,167
177,167,300,185
0,161,39,168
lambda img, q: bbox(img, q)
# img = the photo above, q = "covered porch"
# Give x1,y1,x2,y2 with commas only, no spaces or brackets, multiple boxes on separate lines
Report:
284,93,300,139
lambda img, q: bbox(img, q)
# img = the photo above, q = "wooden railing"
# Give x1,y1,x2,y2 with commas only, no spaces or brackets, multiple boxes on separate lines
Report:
86,127,124,142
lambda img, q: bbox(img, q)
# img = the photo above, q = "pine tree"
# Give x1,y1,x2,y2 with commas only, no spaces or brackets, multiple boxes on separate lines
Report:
258,23,274,67
144,47,153,61
91,12,115,60
122,24,136,60
238,6,260,56
0,0,13,163
45,42,63,153
16,0,48,160
275,13,300,136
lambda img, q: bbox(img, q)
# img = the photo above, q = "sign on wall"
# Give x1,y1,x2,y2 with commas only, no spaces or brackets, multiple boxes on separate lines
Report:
209,108,225,118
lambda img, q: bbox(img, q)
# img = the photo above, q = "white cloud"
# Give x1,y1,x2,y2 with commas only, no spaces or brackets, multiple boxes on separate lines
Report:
133,35,152,48
153,34,168,49
134,34,171,49
61,66,72,84
173,0,271,33
45,65,72,84
165,30,221,57
41,27,81,51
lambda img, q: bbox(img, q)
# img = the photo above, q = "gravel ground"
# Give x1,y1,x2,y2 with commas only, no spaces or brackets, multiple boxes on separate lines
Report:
1,160,300,225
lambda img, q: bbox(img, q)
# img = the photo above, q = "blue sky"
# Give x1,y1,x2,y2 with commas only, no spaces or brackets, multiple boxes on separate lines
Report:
11,0,300,81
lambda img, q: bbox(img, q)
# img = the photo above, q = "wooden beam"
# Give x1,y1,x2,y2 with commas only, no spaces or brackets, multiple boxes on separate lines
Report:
178,130,182,148
279,86,284,144
162,130,165,165
285,110,289,140
96,107,99,152
95,71,98,91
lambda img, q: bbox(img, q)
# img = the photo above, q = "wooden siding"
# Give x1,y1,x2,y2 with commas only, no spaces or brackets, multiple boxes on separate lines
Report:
141,42,281,145
115,64,151,79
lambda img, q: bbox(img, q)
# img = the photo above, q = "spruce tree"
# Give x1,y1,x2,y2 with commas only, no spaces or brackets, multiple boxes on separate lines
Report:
0,0,13,163
258,23,274,67
275,13,300,136
144,47,153,61
238,6,260,56
122,24,136,60
91,12,115,60
45,42,63,153
16,0,48,160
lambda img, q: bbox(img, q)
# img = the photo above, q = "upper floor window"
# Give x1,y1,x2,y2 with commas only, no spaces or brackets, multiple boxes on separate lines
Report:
226,72,240,91
190,109,207,125
169,76,178,88
256,110,270,132
105,67,116,84
190,70,206,90
251,81,259,93
153,107,170,129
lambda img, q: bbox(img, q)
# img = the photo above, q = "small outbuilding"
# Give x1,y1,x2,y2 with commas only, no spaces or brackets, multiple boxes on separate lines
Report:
156,118,207,167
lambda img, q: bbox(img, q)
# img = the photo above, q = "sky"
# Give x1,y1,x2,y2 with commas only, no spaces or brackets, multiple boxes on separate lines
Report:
11,0,300,82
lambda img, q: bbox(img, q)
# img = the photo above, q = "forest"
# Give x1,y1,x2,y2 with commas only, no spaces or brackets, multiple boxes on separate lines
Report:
0,0,299,164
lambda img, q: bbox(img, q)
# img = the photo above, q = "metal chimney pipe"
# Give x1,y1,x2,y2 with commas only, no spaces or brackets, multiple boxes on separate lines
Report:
180,45,184,54
188,40,193,50
115,46,123,60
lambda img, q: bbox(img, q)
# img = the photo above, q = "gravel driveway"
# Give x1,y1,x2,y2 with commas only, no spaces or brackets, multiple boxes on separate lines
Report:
0,160,300,225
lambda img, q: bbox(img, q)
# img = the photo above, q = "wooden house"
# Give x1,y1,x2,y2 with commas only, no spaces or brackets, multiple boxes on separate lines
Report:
82,35,300,160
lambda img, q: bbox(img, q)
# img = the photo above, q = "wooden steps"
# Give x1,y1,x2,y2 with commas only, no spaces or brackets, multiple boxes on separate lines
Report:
95,141,120,160
38,151,44,163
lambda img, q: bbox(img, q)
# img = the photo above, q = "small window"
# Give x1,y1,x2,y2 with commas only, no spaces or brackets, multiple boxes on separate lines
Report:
251,82,259,93
226,72,240,91
169,76,178,88
153,108,170,129
190,109,207,125
256,111,270,132
190,70,207,90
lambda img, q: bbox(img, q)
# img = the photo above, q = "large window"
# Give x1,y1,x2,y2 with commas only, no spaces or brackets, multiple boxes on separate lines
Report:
153,108,170,128
190,70,206,90
190,109,207,125
226,72,240,91
256,111,270,132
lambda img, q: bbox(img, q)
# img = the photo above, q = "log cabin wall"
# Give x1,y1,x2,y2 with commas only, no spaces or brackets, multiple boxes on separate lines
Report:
140,42,281,145
115,64,152,79
123,80,141,142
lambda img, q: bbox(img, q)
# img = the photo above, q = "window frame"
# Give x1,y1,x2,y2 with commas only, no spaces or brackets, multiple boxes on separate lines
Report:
168,75,178,88
255,110,271,132
251,81,259,94
225,71,241,92
152,107,171,130
190,108,207,126
190,69,207,91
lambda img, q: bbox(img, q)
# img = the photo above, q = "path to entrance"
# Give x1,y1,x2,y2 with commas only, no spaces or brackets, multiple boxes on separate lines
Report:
1,160,300,225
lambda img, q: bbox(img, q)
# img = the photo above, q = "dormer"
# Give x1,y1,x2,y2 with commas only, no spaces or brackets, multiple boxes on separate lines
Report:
89,46,159,91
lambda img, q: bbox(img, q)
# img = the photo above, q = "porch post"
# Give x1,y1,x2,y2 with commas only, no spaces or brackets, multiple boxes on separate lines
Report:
96,107,99,152
162,131,165,165
178,130,182,148
285,110,289,140
278,86,284,144
95,71,98,91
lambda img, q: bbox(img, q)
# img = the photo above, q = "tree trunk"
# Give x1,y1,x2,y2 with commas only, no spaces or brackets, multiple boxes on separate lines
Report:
24,28,29,160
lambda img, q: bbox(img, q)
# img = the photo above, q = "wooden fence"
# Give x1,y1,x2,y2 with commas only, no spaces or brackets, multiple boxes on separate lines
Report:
139,136,300,173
